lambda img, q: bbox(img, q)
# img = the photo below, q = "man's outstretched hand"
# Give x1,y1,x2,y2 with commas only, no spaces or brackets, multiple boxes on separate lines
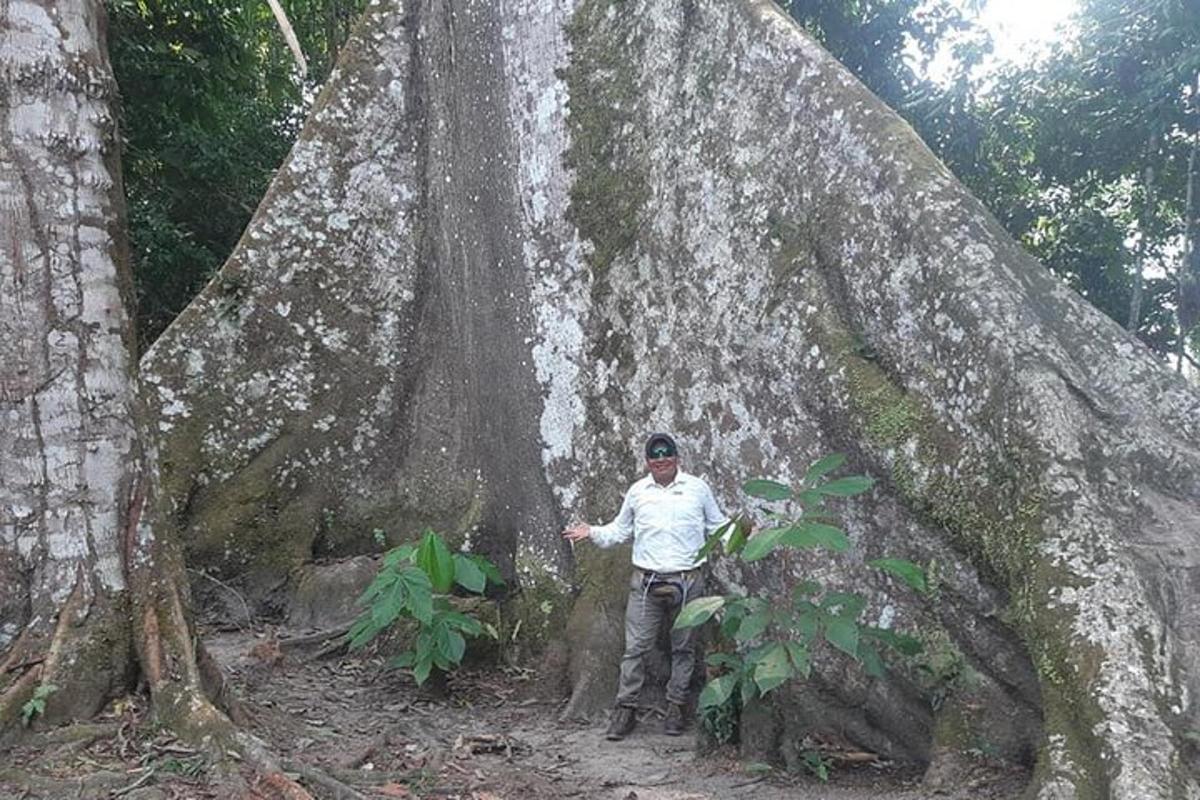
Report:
562,522,592,543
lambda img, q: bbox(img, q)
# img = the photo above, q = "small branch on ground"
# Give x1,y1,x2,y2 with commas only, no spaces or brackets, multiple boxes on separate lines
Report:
188,568,254,629
1,656,44,675
278,625,352,651
283,760,370,800
112,767,155,797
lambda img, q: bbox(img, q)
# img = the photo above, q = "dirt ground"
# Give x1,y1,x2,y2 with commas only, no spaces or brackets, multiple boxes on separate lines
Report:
0,626,1026,800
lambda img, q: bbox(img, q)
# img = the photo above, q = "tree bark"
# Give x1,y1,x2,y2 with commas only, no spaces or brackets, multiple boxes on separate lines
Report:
140,1,1200,797
0,0,246,751
1128,160,1155,333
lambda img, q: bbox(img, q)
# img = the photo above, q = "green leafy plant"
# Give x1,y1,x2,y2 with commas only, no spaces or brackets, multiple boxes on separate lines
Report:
700,678,741,745
347,529,504,685
800,748,831,782
678,455,927,757
21,683,58,726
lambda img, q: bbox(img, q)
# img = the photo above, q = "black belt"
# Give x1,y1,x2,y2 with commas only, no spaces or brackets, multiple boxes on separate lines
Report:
635,567,701,581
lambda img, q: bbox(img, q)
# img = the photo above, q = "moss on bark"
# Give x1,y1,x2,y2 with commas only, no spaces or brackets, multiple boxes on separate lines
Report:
563,0,650,278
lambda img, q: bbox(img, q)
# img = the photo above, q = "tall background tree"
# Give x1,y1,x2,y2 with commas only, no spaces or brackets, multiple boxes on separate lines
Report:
108,0,364,348
916,0,1200,368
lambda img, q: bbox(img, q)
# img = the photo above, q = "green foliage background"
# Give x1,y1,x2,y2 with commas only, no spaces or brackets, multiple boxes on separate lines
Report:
109,0,365,349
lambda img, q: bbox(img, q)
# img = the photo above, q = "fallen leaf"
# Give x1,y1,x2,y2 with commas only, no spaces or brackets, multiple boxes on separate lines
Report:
377,783,413,798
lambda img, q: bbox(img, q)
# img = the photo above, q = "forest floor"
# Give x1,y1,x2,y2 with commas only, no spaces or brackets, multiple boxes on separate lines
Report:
0,626,1026,800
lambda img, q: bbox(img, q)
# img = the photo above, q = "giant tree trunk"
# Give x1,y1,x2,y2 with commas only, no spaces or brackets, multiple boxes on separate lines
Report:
0,0,233,744
142,0,1200,796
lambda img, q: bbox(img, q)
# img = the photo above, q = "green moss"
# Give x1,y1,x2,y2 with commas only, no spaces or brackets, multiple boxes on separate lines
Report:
562,0,649,277
504,560,573,658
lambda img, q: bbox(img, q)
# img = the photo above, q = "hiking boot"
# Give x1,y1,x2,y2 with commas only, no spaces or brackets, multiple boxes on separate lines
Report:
664,702,686,736
606,706,637,740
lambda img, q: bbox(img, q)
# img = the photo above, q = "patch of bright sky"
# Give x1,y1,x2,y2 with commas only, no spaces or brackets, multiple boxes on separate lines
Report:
917,0,1080,86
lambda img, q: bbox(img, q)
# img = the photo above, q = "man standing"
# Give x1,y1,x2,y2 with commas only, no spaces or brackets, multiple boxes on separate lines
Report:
563,433,729,740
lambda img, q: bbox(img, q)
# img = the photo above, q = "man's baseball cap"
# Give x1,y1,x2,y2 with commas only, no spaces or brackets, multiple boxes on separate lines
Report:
645,433,678,459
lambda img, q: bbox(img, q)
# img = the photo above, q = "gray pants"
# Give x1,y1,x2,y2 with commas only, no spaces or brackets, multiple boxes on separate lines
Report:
616,568,705,708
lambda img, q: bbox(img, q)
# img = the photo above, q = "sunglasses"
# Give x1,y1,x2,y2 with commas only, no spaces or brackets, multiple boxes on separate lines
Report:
648,447,676,459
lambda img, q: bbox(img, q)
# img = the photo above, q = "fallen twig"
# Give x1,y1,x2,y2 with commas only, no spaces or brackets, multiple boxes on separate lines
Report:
283,760,370,800
312,635,351,660
112,767,155,797
188,568,253,628
279,625,352,651
1,656,44,675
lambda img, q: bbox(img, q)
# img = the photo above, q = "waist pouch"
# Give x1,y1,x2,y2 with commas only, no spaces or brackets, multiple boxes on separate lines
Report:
640,572,692,605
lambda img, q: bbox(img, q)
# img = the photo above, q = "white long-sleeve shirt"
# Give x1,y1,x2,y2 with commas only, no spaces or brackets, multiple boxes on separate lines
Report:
590,470,730,573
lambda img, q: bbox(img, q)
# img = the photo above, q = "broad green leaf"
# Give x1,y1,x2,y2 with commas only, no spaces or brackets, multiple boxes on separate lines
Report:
817,476,875,496
862,627,923,656
471,555,506,587
357,567,400,605
370,580,406,628
796,489,825,509
820,591,866,619
823,616,860,658
859,643,885,678
721,598,748,621
740,675,758,705
346,617,375,650
734,611,771,642
441,610,484,637
742,526,787,561
383,544,416,568
416,530,455,593
726,515,752,556
453,554,487,593
751,643,792,695
780,522,850,552
399,565,433,624
869,558,929,594
413,654,433,686
433,625,451,660
793,609,819,641
784,641,811,677
738,596,769,615
390,651,416,668
792,580,822,600
439,629,466,664
803,454,846,485
698,674,737,709
673,596,726,629
742,479,792,501
695,520,732,563
705,653,742,669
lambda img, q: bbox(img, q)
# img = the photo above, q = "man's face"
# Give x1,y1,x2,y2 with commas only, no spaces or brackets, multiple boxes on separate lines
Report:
646,443,678,484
